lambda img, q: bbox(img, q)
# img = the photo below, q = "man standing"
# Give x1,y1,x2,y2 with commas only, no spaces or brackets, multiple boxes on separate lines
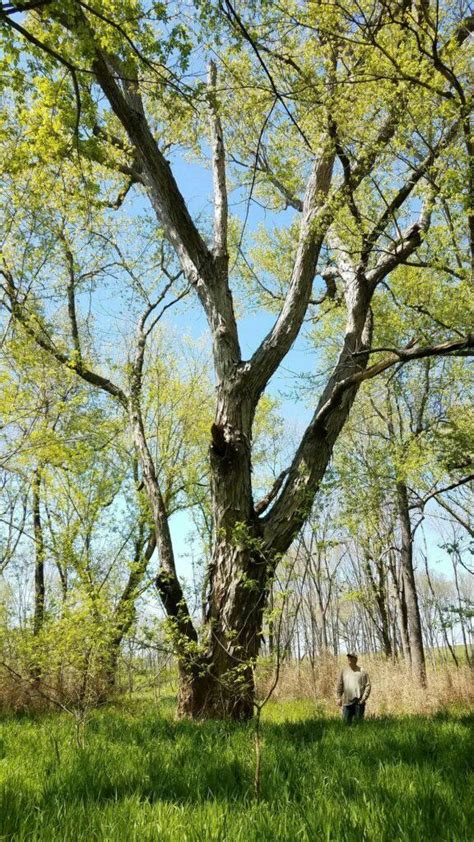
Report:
336,653,371,723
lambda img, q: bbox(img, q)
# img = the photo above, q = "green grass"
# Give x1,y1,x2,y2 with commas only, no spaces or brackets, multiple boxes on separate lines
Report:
0,697,472,841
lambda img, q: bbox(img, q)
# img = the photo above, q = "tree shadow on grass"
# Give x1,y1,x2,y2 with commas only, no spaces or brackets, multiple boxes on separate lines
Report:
36,710,472,809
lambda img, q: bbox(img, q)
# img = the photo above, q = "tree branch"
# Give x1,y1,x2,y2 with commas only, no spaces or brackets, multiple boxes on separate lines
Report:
409,474,474,512
254,469,288,515
87,47,241,380
208,61,228,261
128,300,198,645
1,264,128,407
1,11,82,140
261,301,373,552
361,121,459,271
254,151,303,211
63,242,82,361
366,196,434,287
219,0,313,151
241,149,335,399
435,496,474,538
3,258,197,641
263,327,473,552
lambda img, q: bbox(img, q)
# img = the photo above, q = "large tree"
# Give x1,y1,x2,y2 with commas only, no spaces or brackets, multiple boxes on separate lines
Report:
0,0,472,718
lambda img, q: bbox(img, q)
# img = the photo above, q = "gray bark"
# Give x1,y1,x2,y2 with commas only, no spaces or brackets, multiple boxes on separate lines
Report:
396,481,427,686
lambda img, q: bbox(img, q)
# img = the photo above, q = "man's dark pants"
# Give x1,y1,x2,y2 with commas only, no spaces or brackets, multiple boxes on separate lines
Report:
343,700,365,723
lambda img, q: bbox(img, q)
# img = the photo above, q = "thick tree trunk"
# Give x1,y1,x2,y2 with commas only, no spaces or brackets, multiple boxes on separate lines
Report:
176,387,267,719
179,536,269,719
177,655,256,721
397,481,427,686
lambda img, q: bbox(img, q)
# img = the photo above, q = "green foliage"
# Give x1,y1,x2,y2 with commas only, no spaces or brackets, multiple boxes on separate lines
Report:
0,700,472,841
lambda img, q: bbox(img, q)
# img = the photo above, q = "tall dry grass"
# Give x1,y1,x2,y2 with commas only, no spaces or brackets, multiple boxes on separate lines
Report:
257,654,474,716
2,650,472,717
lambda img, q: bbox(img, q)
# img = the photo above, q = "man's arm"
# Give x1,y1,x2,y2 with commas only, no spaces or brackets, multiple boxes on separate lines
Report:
361,672,371,703
336,671,344,706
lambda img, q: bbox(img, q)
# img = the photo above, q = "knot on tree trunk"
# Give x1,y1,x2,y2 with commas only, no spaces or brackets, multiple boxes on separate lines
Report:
210,422,237,463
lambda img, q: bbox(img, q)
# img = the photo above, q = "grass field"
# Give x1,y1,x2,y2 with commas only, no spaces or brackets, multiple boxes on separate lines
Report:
0,696,473,841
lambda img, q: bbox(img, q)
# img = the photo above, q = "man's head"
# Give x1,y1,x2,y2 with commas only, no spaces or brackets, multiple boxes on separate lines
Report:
347,653,358,669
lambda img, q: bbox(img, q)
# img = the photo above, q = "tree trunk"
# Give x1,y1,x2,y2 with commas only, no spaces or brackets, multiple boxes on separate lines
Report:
398,577,412,662
452,553,472,667
267,581,274,656
32,468,45,638
389,549,411,661
363,552,392,658
177,391,266,719
178,548,268,720
177,659,256,720
423,552,459,667
375,555,393,658
179,539,269,719
397,481,427,686
378,603,393,658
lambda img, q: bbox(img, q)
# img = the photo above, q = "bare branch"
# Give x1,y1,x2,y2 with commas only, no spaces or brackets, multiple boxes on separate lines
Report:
409,474,474,512
208,61,228,261
90,52,213,285
254,470,288,515
1,264,128,407
241,149,335,398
